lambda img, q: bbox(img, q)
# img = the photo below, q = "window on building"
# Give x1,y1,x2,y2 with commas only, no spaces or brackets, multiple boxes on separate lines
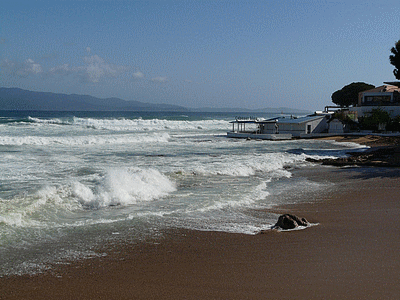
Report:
363,95,392,105
307,124,312,134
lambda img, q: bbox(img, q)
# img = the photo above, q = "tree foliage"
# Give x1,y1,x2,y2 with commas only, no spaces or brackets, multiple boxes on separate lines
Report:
390,40,400,80
359,108,391,131
387,115,400,132
331,82,375,107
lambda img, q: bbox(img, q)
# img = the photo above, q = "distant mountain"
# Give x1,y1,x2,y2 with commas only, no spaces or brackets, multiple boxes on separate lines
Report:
0,87,312,114
0,88,188,111
260,107,312,115
191,106,311,115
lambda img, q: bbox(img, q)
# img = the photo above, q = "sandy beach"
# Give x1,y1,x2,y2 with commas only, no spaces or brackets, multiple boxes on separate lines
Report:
2,137,400,299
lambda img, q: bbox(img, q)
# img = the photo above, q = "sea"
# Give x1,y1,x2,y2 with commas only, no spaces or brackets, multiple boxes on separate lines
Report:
0,110,367,277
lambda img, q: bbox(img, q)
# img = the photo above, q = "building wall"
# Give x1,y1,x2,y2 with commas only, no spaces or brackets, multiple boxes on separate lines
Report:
329,119,344,133
358,85,400,106
278,123,306,137
261,123,279,134
263,118,328,137
312,117,329,133
360,92,394,106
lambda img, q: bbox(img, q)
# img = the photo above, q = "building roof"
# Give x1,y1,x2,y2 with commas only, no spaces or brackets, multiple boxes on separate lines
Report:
266,115,325,124
384,81,400,87
360,85,400,94
229,119,266,124
230,114,326,125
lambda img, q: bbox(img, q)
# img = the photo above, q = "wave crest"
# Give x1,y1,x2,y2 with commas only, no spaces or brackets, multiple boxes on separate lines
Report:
73,168,176,208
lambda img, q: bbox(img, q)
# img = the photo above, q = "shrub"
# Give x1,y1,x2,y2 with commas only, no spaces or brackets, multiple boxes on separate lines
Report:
359,108,391,131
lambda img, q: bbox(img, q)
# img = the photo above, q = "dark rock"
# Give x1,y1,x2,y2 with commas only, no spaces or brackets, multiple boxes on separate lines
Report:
306,145,400,167
273,214,309,230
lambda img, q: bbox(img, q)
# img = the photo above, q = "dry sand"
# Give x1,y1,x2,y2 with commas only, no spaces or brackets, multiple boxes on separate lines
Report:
1,139,400,299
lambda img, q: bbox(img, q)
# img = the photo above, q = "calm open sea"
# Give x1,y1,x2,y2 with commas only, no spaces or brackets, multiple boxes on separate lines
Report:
0,111,366,276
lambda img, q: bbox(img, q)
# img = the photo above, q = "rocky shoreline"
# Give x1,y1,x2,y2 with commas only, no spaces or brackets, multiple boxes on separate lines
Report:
309,135,400,167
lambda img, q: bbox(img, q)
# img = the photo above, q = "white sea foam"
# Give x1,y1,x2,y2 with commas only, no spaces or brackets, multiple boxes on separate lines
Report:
0,168,175,226
194,181,271,213
71,117,229,132
27,117,70,125
0,132,170,146
179,152,303,178
0,203,45,228
0,212,25,227
73,168,176,208
0,185,79,229
325,139,370,150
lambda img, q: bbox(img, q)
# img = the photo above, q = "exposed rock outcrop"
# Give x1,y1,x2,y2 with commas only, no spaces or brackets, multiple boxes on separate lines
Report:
306,146,400,167
273,214,310,230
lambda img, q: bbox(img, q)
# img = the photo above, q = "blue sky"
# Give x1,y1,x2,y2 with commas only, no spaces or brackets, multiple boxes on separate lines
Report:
1,0,399,110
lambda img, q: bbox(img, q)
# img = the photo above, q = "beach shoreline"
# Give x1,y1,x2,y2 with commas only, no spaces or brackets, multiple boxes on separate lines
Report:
1,137,400,299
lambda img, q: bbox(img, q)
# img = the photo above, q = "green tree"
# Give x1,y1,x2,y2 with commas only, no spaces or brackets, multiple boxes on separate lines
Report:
331,82,375,107
390,40,400,80
359,108,391,131
387,115,400,132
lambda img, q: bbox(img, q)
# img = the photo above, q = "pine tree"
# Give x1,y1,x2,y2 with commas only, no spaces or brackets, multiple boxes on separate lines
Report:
389,40,400,80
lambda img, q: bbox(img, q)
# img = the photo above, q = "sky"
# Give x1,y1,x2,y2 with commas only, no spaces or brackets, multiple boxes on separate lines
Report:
1,0,400,111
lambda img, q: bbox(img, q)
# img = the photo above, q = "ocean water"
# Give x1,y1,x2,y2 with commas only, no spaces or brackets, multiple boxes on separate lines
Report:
0,111,367,276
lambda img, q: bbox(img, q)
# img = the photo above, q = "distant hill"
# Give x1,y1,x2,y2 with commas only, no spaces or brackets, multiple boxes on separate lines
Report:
191,106,311,115
0,88,188,111
0,87,312,114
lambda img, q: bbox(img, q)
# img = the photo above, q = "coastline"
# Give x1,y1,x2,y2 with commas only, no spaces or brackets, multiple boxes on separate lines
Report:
311,135,400,167
2,138,400,299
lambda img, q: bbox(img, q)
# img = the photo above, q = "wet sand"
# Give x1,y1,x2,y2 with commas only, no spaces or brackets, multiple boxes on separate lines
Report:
2,145,400,299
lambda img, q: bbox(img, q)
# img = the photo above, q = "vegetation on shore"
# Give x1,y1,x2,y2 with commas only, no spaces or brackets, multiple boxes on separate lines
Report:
358,108,400,132
331,82,375,107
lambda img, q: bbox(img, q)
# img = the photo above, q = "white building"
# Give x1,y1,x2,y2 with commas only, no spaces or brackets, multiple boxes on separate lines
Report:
228,114,331,139
353,84,400,117
327,118,345,134
264,115,329,137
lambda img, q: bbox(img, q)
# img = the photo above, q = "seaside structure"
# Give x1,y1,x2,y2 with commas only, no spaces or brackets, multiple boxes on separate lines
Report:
354,84,400,117
227,114,333,139
327,118,345,134
228,82,400,141
228,118,292,140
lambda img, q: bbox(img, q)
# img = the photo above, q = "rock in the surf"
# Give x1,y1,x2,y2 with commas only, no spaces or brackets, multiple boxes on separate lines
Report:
273,214,309,230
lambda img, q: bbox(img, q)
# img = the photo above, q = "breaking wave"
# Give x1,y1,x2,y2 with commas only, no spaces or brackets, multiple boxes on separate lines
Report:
0,133,171,146
73,168,176,208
